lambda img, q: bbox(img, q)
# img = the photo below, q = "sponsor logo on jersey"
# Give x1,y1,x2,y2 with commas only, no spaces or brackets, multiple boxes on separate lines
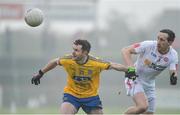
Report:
88,70,93,75
73,76,91,82
144,59,166,71
151,52,157,58
150,63,166,71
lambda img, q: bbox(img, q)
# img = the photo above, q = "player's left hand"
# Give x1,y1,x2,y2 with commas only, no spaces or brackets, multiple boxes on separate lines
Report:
125,67,138,81
170,73,177,85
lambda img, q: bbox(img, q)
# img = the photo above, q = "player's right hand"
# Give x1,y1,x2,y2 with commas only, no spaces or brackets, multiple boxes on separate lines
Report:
170,72,177,85
31,70,44,85
125,67,138,81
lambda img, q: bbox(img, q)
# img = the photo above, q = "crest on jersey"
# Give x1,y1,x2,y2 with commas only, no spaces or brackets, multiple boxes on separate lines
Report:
163,57,169,62
88,70,93,75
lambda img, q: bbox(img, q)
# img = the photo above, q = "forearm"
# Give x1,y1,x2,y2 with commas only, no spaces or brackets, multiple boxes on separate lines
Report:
121,47,134,66
170,70,178,76
110,63,128,72
41,58,58,74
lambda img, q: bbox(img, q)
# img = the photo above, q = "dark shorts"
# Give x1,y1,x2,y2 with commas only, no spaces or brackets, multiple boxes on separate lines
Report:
62,93,102,113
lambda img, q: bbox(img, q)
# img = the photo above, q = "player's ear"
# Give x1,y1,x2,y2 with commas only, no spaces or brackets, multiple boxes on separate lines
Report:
83,50,88,55
168,41,173,46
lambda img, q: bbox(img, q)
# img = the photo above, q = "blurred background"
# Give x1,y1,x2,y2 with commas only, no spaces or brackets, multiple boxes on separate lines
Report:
0,0,179,114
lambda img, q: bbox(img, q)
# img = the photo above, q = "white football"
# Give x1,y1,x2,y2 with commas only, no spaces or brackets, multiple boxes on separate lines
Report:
24,8,44,27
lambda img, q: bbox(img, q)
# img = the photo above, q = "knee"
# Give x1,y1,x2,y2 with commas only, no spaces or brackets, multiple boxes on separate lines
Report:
60,108,77,114
60,102,78,114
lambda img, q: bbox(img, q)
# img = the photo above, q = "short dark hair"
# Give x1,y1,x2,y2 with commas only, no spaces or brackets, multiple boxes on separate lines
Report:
160,29,175,42
74,39,91,53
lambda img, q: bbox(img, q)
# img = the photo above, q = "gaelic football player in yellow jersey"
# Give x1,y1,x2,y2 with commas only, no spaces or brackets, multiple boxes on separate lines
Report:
31,39,137,114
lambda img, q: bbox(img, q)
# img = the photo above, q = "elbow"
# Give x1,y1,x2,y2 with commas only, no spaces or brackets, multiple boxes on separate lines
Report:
121,47,128,55
50,59,58,66
121,47,125,53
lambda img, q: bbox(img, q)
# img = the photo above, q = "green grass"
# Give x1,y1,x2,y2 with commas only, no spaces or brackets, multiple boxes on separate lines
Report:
0,107,180,114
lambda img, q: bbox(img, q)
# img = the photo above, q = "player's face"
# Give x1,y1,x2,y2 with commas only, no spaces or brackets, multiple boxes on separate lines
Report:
157,32,170,53
72,44,86,61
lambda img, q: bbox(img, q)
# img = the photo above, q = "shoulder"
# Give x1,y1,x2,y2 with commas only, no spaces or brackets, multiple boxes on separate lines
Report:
60,54,73,60
132,41,155,53
170,47,178,58
59,54,73,65
133,40,155,48
141,40,156,46
88,55,110,64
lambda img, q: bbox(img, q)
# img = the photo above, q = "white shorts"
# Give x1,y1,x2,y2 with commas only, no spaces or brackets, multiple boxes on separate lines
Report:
124,78,156,112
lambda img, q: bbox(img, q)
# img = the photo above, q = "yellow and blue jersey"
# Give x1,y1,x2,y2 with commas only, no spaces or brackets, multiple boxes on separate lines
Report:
59,54,110,98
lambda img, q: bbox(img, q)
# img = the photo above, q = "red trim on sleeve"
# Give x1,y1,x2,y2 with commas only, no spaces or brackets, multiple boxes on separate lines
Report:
133,43,140,48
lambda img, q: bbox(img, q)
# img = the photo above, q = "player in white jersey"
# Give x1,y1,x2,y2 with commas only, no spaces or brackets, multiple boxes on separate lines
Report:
121,29,178,114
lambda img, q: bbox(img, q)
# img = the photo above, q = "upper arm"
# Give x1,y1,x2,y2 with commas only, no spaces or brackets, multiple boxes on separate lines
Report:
122,41,149,55
125,41,154,54
122,45,138,54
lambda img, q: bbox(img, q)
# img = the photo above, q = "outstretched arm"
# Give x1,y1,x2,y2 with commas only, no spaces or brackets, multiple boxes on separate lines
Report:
31,58,61,85
109,63,138,80
41,58,61,74
109,62,128,72
169,54,178,85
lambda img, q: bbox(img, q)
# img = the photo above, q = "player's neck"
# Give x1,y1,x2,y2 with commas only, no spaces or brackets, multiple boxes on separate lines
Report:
158,47,170,55
76,55,88,65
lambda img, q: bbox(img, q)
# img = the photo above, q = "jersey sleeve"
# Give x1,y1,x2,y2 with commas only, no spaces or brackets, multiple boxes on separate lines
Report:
59,54,73,66
97,60,111,71
133,41,154,54
89,55,110,71
59,58,66,66
169,51,178,70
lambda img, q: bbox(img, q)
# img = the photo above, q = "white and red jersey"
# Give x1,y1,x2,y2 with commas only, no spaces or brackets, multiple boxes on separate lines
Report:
133,40,178,88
